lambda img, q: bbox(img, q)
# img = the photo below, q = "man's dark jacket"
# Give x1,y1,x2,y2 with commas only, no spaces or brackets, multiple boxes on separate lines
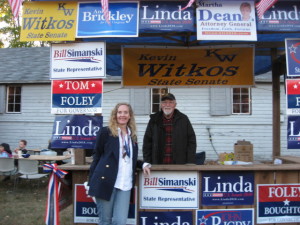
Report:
143,109,196,164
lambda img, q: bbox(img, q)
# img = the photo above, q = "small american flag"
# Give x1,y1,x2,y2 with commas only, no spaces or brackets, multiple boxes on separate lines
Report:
181,0,195,11
101,0,111,25
256,0,278,19
8,0,23,18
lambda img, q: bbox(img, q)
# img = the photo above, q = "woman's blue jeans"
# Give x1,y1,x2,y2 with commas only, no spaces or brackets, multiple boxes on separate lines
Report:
95,188,131,225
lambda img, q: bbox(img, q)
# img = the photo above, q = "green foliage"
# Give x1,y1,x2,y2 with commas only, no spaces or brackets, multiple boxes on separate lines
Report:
0,0,40,48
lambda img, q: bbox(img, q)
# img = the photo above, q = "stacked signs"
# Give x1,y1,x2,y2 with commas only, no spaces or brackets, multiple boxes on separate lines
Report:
286,38,300,149
50,42,105,149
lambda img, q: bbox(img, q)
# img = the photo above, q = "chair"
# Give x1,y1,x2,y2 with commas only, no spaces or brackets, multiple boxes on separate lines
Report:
16,159,48,188
196,151,206,165
0,158,18,189
0,158,16,175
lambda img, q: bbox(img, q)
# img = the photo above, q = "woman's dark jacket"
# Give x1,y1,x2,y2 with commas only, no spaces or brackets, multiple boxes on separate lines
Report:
143,109,196,164
88,126,143,200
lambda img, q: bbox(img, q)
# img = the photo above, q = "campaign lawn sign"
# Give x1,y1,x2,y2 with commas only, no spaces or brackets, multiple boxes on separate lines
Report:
285,38,300,77
286,79,300,115
257,184,300,223
139,1,194,32
77,2,139,37
196,209,254,225
257,1,300,32
139,211,193,225
196,0,257,41
51,115,102,149
139,171,198,209
202,171,254,206
51,79,103,114
50,42,106,79
74,184,136,224
287,115,300,149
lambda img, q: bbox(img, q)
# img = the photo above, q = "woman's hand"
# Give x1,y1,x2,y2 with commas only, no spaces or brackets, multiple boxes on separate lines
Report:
143,166,151,176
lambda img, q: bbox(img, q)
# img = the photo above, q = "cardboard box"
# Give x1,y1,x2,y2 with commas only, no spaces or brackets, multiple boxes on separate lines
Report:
234,140,253,162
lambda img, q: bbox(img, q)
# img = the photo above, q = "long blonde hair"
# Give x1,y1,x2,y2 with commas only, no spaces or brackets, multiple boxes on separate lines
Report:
108,103,137,142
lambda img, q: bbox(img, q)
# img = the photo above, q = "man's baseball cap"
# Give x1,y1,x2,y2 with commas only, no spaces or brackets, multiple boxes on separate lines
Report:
161,93,176,101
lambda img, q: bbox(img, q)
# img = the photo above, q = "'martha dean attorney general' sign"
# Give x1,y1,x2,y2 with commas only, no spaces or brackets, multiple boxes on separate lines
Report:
122,45,254,87
50,42,106,79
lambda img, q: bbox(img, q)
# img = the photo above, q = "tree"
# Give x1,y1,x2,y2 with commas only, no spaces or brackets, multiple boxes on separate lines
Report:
0,0,38,48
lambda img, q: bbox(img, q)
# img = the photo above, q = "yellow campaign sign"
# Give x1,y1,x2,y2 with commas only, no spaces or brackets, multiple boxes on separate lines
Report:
21,1,77,42
122,46,255,87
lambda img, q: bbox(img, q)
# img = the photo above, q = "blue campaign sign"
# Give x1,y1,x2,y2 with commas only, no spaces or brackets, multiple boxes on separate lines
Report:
139,1,194,32
139,211,193,225
196,209,254,225
285,39,300,77
287,115,300,149
202,171,254,206
257,1,300,32
51,115,103,149
77,2,139,37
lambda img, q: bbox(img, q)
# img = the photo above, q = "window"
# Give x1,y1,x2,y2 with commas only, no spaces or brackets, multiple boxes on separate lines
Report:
232,88,251,114
7,86,21,113
151,88,168,113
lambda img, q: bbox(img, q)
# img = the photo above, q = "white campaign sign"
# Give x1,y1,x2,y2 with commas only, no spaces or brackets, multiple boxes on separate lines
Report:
139,171,199,209
50,42,106,79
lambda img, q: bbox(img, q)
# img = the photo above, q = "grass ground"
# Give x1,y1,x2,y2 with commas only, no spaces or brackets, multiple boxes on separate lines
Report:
0,175,72,225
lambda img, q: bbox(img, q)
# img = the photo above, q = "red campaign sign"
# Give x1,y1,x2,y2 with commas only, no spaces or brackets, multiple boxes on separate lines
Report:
258,184,300,202
287,79,300,95
52,79,103,94
76,184,95,203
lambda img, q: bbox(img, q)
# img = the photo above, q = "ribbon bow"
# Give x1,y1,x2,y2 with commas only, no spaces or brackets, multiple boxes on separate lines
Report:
43,163,68,225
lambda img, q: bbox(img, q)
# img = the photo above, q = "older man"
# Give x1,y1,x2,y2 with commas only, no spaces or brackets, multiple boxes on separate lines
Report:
143,93,196,164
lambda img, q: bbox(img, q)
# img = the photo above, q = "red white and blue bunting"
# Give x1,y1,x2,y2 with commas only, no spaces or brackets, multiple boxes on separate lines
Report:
43,163,68,225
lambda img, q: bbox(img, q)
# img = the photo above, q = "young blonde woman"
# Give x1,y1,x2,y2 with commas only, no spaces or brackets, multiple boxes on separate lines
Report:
88,103,150,225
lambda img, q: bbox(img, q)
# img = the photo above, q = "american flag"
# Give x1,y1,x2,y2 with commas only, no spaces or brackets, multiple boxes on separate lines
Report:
256,0,278,19
181,0,195,11
8,0,23,18
101,0,111,25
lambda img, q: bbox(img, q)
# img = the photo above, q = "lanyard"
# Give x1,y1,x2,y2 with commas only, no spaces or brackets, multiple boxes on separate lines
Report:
121,133,131,158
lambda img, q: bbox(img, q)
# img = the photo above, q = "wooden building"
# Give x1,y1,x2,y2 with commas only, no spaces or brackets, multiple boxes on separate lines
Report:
0,47,296,161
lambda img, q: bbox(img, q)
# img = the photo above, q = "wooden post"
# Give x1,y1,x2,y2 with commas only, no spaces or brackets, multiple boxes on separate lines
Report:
74,148,86,165
271,48,281,159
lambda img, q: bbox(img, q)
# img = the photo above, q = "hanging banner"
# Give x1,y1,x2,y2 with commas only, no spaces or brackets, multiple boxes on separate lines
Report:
122,45,254,87
51,42,106,79
196,0,257,41
257,184,300,224
285,38,300,77
74,184,137,224
139,1,194,33
51,79,103,114
287,115,300,149
197,209,254,225
77,2,139,37
21,1,77,41
202,171,254,206
286,79,300,115
139,171,199,209
257,0,300,32
51,115,102,149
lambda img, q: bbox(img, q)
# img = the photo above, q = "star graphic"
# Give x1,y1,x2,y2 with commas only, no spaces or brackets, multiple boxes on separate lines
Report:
289,44,297,54
59,84,64,88
199,216,208,225
283,199,290,206
91,83,96,88
294,84,298,89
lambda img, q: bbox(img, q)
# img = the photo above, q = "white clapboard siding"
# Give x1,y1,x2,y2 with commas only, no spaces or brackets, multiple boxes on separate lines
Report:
0,81,293,162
